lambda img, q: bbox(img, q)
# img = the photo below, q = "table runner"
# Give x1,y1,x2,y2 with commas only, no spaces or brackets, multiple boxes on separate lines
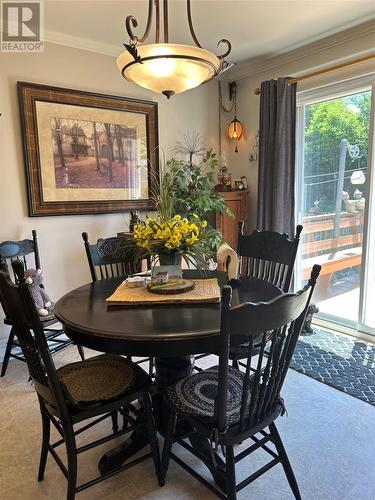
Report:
106,278,221,306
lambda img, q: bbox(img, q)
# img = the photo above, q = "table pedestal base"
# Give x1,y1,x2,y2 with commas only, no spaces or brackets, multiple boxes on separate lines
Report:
98,355,226,492
98,428,149,474
98,356,194,475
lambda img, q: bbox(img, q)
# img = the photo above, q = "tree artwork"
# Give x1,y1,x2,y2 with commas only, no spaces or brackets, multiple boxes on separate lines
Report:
50,117,142,190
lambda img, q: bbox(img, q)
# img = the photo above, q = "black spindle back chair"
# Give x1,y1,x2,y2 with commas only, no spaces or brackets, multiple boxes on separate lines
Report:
82,232,143,281
161,265,321,500
237,222,303,292
0,230,81,377
81,231,153,375
0,261,161,500
0,229,40,281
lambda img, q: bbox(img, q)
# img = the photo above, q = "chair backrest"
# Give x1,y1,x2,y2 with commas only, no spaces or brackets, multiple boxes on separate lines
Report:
82,232,142,281
237,222,303,292
215,264,320,433
0,261,69,419
0,230,41,281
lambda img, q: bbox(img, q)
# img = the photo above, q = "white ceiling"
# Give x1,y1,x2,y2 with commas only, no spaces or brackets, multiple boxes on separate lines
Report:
44,0,375,63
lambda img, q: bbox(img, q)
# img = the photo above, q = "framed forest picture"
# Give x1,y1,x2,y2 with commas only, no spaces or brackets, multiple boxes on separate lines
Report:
18,82,159,216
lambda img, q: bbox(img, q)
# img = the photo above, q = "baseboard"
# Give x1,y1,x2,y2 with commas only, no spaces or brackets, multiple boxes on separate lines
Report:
313,317,375,344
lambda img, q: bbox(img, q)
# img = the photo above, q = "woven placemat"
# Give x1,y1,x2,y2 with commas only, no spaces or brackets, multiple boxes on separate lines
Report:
106,278,221,306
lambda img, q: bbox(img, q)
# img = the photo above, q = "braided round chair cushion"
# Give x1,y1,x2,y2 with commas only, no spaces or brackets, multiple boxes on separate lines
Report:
58,354,148,406
166,366,247,425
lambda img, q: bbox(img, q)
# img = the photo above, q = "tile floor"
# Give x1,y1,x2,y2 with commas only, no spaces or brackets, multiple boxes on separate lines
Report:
0,344,374,500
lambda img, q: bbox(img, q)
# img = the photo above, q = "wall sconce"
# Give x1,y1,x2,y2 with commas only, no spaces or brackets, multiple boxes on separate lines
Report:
227,81,243,152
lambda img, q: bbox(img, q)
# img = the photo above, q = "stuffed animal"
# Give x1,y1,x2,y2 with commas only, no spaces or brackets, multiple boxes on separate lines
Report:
24,269,54,317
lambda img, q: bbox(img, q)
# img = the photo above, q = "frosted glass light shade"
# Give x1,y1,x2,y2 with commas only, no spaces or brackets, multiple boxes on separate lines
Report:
117,43,220,97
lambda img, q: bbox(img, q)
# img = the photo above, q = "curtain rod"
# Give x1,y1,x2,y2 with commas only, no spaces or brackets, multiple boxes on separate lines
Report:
254,53,375,95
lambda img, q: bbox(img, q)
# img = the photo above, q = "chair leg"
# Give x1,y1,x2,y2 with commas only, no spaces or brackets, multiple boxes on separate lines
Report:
38,408,51,481
149,357,155,377
160,410,177,486
226,445,237,500
232,358,239,370
111,411,119,434
1,327,16,377
143,392,161,484
64,424,77,500
76,344,85,361
269,423,301,500
120,405,129,431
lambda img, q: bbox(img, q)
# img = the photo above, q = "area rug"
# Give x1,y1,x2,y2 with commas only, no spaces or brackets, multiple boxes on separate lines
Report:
291,328,375,405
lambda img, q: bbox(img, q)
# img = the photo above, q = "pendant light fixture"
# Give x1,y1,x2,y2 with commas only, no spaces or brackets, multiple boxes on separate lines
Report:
227,81,243,152
117,0,232,98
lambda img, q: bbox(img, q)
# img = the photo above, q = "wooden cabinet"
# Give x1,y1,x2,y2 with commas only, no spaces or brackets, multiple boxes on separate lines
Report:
216,191,248,250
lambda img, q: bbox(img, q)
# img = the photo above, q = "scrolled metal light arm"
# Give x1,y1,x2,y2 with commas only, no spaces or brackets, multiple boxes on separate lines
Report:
217,39,231,60
125,0,231,63
125,0,154,44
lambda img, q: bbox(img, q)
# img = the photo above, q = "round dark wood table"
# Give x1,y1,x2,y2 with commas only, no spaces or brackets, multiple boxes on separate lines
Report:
55,270,282,482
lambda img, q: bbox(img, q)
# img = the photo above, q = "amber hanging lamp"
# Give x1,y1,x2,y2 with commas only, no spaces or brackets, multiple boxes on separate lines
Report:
116,0,232,98
227,82,243,152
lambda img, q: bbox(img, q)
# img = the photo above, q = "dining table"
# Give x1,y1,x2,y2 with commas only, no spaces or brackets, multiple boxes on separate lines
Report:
54,269,283,489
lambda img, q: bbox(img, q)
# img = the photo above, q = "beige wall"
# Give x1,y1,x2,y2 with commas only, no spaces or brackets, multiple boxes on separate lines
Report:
0,42,218,338
221,25,375,230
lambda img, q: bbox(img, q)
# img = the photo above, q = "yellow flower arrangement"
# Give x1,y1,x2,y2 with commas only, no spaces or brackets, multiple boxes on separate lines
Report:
130,214,216,268
134,215,204,252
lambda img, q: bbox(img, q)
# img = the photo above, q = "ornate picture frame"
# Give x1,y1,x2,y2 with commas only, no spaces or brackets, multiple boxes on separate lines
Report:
18,82,159,216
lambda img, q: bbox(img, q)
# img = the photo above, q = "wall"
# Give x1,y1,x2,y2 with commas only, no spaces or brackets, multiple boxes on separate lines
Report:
220,21,375,230
0,42,218,338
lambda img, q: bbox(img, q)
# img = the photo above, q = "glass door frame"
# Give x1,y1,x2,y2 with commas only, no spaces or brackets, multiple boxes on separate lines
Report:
358,82,375,335
295,74,375,336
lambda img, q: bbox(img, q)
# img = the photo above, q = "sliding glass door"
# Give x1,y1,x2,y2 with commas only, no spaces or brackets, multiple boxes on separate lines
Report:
296,76,375,336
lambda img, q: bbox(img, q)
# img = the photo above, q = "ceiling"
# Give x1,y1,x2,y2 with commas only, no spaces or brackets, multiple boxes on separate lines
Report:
44,0,375,63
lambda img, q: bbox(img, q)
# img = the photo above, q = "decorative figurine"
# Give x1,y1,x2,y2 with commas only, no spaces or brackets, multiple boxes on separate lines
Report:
353,189,365,210
215,163,232,191
301,304,319,335
342,191,365,213
154,271,169,284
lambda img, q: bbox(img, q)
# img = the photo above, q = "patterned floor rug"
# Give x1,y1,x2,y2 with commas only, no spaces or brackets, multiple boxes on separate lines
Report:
291,328,375,405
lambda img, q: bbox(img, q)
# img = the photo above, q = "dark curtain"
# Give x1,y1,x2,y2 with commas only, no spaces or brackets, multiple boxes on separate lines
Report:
257,77,297,236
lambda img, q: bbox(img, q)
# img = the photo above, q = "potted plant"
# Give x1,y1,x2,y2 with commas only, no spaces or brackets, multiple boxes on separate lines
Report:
126,132,230,269
165,132,231,250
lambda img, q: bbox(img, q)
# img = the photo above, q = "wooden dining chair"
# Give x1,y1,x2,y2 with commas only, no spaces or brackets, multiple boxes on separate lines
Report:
0,230,83,377
0,261,161,500
160,264,321,500
81,232,154,375
228,222,303,369
237,222,303,292
82,232,143,281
